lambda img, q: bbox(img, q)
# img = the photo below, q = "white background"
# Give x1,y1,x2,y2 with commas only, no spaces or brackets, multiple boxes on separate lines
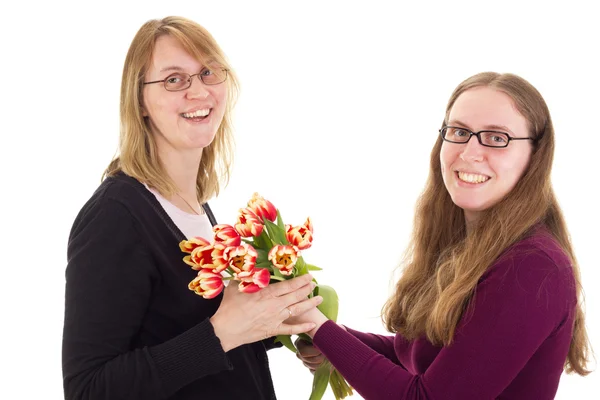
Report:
1,0,598,399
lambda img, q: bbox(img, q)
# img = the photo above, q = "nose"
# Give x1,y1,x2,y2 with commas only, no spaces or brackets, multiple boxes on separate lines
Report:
459,134,485,162
186,76,210,100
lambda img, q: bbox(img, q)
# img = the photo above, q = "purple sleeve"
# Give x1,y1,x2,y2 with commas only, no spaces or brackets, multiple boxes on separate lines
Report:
343,327,402,366
313,251,575,399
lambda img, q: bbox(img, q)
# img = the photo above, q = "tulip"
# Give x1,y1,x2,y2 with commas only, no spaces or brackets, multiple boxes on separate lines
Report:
179,236,211,253
247,192,277,222
268,245,299,275
185,242,216,270
285,217,314,250
188,269,224,299
225,243,258,274
210,242,229,273
234,208,264,237
213,224,241,246
236,268,271,293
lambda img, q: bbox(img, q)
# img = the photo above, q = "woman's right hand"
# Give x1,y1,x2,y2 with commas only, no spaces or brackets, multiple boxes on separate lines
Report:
295,338,326,373
209,274,322,352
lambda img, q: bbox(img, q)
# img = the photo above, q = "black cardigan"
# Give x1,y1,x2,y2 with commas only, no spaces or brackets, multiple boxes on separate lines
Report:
62,173,278,399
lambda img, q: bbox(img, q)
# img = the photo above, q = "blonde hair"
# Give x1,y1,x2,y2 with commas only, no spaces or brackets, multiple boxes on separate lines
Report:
103,16,239,203
382,72,591,375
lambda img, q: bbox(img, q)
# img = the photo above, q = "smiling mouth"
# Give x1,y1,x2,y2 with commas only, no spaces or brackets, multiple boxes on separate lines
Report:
456,171,490,184
181,108,211,120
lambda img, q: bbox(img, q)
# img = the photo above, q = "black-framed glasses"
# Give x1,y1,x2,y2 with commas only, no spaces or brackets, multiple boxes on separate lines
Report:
439,126,535,148
143,68,228,91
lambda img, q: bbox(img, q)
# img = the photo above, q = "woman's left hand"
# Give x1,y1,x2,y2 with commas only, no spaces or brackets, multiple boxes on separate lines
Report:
286,305,329,338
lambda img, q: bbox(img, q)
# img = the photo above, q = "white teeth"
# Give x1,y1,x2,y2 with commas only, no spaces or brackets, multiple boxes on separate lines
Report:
182,109,210,118
458,172,490,184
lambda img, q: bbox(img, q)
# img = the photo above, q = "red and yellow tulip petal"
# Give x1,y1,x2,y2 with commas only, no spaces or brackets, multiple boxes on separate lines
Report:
213,224,242,246
226,243,258,274
268,245,299,275
248,193,278,222
234,208,264,238
179,236,211,253
188,269,224,299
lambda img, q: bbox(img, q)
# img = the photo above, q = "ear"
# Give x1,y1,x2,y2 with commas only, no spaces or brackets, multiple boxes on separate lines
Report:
141,107,148,117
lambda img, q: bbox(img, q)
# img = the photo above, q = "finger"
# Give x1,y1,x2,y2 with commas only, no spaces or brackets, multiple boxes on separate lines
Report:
264,274,313,297
304,361,320,371
286,295,322,317
277,322,316,336
280,284,319,311
297,354,325,368
296,343,322,357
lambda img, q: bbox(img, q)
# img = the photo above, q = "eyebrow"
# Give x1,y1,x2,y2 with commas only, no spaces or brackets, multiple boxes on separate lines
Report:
448,119,514,134
159,66,186,73
159,60,219,73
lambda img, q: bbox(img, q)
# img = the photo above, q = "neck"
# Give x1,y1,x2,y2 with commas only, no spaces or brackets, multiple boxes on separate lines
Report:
157,142,203,201
463,210,480,234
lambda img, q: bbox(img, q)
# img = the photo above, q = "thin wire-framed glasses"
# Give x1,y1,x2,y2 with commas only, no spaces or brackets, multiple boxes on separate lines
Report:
439,126,535,148
143,68,228,92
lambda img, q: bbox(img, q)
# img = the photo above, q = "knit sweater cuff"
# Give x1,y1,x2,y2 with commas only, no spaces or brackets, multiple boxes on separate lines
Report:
313,320,370,381
149,318,232,393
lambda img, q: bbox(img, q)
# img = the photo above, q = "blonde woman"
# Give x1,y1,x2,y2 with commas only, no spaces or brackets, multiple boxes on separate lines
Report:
294,72,592,399
62,17,320,400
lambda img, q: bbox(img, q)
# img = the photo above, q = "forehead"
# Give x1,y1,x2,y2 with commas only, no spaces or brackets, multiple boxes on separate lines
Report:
449,87,528,133
148,35,205,74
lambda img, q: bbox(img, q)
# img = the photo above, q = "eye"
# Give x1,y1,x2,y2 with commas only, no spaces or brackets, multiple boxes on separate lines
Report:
490,134,508,143
453,128,470,138
166,73,185,84
200,68,214,77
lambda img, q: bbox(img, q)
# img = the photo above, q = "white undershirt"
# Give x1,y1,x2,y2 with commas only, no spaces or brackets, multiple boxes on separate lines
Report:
145,184,214,241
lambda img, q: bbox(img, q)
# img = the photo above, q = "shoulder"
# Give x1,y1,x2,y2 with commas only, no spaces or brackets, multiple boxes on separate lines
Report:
69,173,151,238
482,227,576,309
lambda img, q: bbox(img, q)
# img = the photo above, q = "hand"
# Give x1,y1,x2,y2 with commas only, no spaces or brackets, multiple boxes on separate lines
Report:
295,338,326,374
210,274,322,352
285,304,329,338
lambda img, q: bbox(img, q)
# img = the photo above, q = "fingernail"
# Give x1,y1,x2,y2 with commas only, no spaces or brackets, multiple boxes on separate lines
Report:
316,295,323,304
310,282,317,289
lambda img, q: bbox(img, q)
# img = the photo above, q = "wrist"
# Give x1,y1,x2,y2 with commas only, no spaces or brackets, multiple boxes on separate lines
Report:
209,315,236,352
307,313,329,338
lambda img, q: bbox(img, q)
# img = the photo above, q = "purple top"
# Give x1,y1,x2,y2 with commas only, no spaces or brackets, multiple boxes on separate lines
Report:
313,230,576,399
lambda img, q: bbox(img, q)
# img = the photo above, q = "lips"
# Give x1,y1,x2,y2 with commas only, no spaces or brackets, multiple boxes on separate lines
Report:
456,171,490,184
182,108,210,119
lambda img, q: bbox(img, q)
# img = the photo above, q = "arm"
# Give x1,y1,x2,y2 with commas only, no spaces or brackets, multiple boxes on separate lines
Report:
343,326,401,365
62,198,231,400
312,252,574,399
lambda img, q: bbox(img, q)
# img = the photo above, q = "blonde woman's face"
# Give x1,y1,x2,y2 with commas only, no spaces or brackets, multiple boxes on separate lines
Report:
142,35,227,153
440,87,533,223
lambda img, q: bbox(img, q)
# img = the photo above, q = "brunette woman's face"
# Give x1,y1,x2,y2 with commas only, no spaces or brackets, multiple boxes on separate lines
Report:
440,87,533,223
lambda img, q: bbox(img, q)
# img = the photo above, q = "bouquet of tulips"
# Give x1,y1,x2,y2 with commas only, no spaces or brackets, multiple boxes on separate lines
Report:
178,193,353,400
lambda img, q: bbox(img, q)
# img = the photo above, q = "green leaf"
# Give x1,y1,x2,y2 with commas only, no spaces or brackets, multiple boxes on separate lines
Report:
295,256,308,276
276,209,286,231
274,334,297,353
309,361,332,400
258,229,274,249
255,248,269,264
255,261,273,271
271,265,285,280
306,263,323,271
316,285,339,322
264,219,288,245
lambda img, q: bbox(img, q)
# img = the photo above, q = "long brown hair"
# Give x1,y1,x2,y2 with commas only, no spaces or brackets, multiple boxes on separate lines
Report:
382,72,591,375
103,16,239,203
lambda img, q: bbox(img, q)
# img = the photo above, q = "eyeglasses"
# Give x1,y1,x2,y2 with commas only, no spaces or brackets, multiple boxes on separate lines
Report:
439,126,535,148
143,68,228,91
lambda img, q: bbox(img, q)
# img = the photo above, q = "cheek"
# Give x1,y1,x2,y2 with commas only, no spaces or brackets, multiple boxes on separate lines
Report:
493,151,531,183
439,144,455,173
